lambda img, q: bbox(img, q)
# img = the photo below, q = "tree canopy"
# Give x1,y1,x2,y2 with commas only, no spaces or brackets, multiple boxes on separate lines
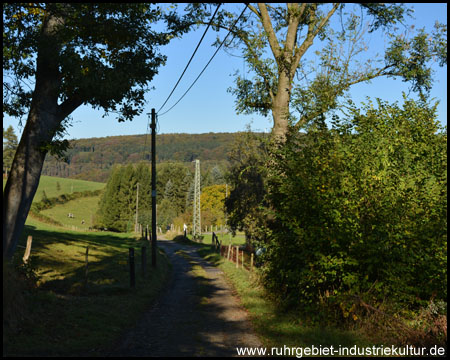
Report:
191,3,447,140
3,3,195,126
3,3,196,258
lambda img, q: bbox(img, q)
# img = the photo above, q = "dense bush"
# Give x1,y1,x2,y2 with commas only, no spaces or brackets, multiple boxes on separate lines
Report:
224,98,446,321
261,97,446,314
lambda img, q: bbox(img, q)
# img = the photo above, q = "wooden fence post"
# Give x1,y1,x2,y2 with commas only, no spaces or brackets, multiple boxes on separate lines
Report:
227,244,231,260
251,253,254,271
23,236,33,263
129,248,135,288
236,246,239,268
242,250,244,269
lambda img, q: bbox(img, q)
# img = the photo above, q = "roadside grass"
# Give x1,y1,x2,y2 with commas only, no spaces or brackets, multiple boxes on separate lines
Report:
173,235,373,350
4,217,171,357
215,232,246,246
171,231,246,247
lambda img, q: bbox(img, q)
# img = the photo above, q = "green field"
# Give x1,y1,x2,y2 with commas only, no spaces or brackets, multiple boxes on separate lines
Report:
34,175,105,201
3,176,171,356
40,195,101,231
217,233,246,246
193,232,246,246
3,175,105,202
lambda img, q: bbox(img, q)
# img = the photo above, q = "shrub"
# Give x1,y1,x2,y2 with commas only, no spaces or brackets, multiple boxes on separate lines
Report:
261,97,447,315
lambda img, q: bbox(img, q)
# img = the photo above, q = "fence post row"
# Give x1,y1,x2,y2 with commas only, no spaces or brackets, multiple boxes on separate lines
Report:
216,241,255,272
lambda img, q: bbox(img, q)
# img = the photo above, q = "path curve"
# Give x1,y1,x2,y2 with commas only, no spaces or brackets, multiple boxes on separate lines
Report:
109,239,262,357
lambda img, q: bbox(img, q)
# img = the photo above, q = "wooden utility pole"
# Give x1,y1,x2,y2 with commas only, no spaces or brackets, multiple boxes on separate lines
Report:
193,159,201,238
151,109,157,267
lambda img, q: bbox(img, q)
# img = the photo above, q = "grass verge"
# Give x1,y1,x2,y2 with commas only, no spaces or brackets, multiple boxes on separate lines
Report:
3,218,171,357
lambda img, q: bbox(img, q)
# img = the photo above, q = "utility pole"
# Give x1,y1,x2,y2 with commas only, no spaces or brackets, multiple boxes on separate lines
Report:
151,109,157,267
135,182,139,233
193,159,201,239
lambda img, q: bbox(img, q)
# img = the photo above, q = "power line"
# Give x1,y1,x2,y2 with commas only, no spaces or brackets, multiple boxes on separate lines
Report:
156,3,222,114
158,4,248,117
141,4,222,161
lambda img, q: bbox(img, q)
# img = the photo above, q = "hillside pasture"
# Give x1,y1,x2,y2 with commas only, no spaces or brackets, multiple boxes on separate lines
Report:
4,217,170,356
40,195,101,231
34,175,105,201
3,175,105,203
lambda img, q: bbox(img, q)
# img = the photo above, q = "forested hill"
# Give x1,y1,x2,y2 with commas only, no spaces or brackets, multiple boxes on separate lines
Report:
42,132,241,183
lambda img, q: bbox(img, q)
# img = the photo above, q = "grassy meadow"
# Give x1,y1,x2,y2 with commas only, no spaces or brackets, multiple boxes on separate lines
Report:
3,175,105,202
40,195,101,231
3,176,171,356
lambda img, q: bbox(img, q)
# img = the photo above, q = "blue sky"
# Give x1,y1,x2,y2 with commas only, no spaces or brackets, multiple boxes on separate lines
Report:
4,3,447,140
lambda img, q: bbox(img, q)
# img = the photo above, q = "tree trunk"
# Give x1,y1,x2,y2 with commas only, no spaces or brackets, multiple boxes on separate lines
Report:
271,73,292,142
3,12,64,259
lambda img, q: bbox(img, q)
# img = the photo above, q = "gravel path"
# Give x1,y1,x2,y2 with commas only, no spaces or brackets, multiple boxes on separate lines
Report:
109,239,262,357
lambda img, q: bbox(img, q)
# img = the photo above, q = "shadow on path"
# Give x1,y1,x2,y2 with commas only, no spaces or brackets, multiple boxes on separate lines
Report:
110,240,262,357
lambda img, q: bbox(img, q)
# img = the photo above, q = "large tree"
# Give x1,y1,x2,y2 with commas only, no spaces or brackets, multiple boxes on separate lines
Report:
3,3,194,258
194,3,447,140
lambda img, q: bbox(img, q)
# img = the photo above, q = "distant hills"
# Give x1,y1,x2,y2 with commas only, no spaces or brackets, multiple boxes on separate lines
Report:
42,132,243,182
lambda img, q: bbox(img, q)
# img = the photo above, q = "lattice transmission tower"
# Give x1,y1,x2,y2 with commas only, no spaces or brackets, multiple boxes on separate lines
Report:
193,159,201,238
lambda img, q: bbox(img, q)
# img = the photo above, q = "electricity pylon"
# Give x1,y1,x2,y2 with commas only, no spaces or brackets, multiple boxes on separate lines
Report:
193,159,201,238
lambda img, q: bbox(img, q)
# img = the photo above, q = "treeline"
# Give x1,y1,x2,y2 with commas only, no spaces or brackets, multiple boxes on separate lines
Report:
226,98,447,335
94,161,227,232
41,132,241,182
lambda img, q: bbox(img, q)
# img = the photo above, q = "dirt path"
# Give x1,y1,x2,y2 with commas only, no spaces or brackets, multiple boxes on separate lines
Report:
109,239,262,357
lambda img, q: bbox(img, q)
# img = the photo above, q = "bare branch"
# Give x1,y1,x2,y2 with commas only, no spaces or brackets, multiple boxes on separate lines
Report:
247,4,261,18
285,3,301,53
292,3,340,76
58,94,84,120
198,20,275,100
313,3,340,39
258,3,282,60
